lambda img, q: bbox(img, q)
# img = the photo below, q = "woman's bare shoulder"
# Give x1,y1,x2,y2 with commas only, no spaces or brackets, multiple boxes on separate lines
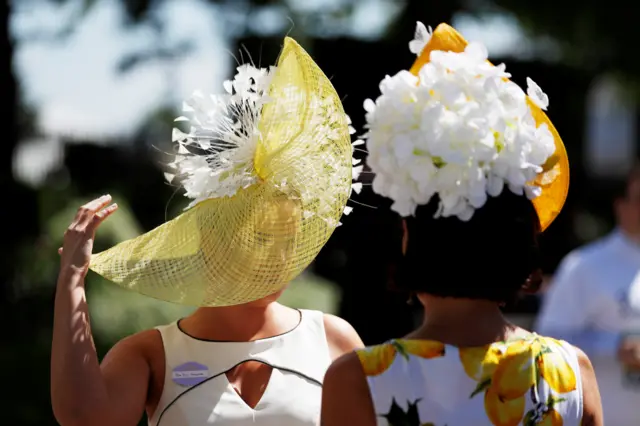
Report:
107,328,164,357
571,345,603,426
322,314,365,360
100,328,167,418
321,351,376,426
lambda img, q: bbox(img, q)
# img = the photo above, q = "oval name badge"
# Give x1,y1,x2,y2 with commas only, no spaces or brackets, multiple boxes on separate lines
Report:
172,361,209,387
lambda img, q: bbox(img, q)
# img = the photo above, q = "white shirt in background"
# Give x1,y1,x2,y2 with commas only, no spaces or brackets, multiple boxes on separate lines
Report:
536,230,640,425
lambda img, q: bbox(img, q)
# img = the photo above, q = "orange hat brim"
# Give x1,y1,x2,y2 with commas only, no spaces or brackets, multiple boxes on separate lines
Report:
410,23,569,231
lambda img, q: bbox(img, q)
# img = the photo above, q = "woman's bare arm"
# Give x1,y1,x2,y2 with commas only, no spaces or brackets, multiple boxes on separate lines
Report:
50,196,150,426
321,352,376,426
574,346,604,426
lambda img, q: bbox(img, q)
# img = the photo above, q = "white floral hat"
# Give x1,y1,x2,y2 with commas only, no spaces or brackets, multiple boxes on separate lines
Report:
362,23,569,230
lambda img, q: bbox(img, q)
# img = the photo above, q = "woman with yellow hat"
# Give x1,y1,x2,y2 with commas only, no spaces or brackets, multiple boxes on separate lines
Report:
50,37,363,426
320,23,603,426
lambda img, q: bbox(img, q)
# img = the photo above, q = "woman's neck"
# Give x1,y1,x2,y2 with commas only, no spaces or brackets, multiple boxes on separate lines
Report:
179,302,301,342
406,294,528,346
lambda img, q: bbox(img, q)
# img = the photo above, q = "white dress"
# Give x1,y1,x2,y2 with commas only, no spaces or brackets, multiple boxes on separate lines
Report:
356,335,583,425
148,309,331,426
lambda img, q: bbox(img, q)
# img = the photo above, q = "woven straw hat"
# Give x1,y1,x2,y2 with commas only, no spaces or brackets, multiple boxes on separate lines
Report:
409,23,569,231
89,37,356,306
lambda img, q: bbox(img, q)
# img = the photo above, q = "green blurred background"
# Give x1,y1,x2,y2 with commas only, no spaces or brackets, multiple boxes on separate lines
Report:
2,0,640,423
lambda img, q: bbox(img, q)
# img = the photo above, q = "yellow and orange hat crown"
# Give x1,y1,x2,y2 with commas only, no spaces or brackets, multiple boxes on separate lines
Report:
413,23,568,230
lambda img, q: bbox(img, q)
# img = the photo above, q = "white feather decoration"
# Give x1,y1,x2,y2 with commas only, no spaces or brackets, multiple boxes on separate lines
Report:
168,64,275,209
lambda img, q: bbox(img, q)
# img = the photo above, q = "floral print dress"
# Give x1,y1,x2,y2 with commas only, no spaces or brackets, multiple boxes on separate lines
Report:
356,335,582,426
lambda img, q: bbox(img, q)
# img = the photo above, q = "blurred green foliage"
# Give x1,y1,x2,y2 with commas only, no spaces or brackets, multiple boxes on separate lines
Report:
88,270,341,344
490,0,640,85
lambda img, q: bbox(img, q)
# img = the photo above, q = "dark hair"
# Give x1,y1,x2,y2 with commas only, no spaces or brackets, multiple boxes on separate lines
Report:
392,190,542,304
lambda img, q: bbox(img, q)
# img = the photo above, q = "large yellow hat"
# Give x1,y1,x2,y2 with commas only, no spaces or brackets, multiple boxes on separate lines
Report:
409,23,569,231
89,37,357,306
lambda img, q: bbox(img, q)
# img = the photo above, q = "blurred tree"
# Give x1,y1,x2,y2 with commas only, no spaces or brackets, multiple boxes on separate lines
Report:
0,0,40,311
31,0,466,77
489,0,640,91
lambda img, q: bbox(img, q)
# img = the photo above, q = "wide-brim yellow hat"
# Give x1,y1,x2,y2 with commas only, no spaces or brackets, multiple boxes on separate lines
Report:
89,37,354,307
409,23,569,231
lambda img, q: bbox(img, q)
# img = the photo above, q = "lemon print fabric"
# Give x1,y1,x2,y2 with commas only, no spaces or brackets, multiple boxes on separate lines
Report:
460,337,577,426
355,337,582,426
357,339,446,376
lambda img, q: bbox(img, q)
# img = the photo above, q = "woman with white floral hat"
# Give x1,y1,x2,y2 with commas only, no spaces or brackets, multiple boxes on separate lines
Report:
51,37,363,426
321,23,603,426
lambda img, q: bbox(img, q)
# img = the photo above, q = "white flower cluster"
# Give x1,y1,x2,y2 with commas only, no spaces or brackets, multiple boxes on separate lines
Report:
363,22,555,220
166,64,275,209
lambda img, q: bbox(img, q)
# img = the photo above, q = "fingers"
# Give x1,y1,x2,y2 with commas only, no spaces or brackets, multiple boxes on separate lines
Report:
82,194,113,213
90,203,119,228
62,201,118,252
71,195,113,227
66,195,118,239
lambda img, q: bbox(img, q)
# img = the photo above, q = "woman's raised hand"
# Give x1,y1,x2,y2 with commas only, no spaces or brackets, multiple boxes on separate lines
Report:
58,195,118,278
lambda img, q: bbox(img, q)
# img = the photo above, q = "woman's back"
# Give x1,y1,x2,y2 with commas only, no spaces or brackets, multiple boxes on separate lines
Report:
356,335,582,426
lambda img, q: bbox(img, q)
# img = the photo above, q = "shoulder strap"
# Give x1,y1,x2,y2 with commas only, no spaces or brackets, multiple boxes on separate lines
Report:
299,309,326,334
153,322,183,369
549,338,584,422
148,322,186,426
249,309,332,384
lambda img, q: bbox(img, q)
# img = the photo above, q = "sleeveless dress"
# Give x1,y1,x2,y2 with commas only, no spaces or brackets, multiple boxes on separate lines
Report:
356,335,583,426
148,309,331,426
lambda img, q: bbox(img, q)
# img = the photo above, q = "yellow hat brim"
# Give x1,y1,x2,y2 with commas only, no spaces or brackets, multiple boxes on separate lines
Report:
410,23,569,231
89,37,353,306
